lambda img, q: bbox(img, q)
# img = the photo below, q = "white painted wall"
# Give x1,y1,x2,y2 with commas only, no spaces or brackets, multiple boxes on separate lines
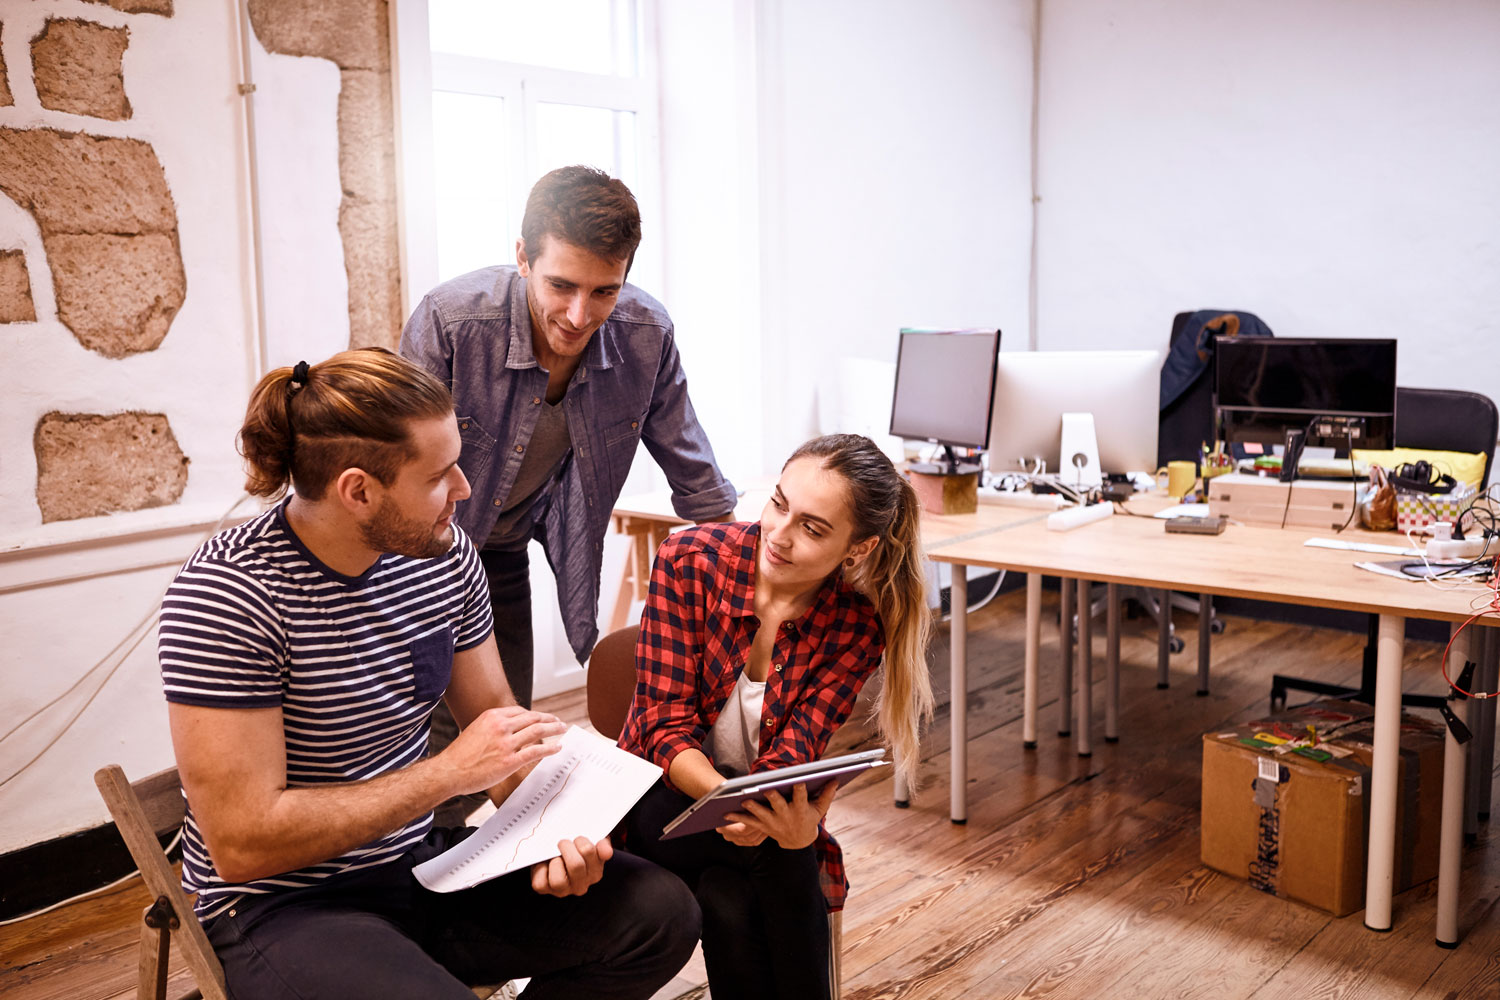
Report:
1033,0,1500,402
755,0,1036,467
0,0,264,853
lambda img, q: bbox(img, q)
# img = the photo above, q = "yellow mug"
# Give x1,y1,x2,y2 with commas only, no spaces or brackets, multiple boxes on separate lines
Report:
1163,460,1198,499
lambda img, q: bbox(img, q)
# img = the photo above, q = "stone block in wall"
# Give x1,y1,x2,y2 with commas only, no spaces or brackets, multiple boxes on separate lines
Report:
35,412,190,523
82,0,174,15
248,0,389,71
0,250,37,323
340,198,401,350
0,128,184,356
32,18,133,121
0,25,13,108
337,69,395,207
0,129,177,235
47,233,185,357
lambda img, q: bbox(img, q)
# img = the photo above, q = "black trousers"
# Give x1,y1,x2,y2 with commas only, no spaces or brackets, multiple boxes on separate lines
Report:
625,782,832,1000
431,546,534,827
202,826,700,1000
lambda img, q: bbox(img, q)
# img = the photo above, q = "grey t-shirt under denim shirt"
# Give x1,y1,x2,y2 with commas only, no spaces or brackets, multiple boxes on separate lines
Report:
486,399,571,552
399,265,737,662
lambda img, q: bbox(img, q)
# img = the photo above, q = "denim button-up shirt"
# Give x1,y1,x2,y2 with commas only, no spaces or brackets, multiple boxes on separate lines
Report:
400,265,737,661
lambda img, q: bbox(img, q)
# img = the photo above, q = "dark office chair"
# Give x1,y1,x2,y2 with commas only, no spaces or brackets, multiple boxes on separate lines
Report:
1140,311,1272,682
1270,385,1499,711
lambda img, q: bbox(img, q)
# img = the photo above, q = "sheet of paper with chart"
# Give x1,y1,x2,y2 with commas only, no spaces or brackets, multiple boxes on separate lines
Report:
413,725,660,893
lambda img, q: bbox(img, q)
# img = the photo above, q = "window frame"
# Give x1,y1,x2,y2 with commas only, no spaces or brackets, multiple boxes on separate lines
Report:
391,0,663,319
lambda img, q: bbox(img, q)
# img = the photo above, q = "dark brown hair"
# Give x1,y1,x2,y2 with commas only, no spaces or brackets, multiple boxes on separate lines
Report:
239,348,453,501
521,165,642,272
785,434,935,791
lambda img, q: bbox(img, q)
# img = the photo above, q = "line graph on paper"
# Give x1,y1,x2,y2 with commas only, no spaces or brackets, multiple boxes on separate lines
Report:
412,726,661,893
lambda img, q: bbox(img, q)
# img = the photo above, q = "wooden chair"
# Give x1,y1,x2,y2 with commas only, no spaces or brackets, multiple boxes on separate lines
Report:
589,624,847,997
93,764,227,1000
94,764,508,1000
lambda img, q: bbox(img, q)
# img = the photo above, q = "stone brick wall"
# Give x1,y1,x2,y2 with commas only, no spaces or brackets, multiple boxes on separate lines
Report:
0,24,12,107
34,413,189,523
31,18,132,120
0,250,36,324
249,0,403,350
0,5,191,525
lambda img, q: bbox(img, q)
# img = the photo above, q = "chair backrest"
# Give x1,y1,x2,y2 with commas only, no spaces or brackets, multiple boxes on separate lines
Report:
1395,386,1499,488
587,625,640,740
94,764,228,1000
1157,309,1274,467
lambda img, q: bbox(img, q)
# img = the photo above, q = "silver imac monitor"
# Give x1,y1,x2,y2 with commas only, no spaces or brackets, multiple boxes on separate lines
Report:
988,350,1162,478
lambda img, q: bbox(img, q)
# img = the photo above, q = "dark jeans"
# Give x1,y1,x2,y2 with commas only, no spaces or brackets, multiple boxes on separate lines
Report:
431,546,534,827
625,782,831,1000
203,826,700,1000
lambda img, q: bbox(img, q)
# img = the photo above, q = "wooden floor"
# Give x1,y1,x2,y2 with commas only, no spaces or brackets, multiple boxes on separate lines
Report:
3,590,1497,999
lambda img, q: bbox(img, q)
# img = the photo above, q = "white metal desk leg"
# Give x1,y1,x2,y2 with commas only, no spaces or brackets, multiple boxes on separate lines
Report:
950,564,968,824
1478,631,1497,820
1024,574,1041,749
1436,627,1472,948
1076,578,1093,757
1059,578,1074,737
1364,613,1405,932
1105,582,1119,743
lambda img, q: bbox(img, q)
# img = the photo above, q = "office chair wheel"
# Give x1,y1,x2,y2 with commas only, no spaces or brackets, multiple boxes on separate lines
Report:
1168,636,1185,654
1210,618,1226,635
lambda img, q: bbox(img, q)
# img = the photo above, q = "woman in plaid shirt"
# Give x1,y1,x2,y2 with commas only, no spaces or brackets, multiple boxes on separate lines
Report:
620,434,934,999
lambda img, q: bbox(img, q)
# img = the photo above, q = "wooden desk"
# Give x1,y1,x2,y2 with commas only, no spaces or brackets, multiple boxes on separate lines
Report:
926,507,1496,941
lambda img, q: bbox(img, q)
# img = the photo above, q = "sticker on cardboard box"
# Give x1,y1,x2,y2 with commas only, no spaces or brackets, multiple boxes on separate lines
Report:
1257,757,1280,783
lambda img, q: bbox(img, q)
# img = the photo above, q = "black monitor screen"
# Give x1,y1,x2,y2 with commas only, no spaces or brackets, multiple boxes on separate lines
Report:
1215,337,1397,450
888,329,1001,449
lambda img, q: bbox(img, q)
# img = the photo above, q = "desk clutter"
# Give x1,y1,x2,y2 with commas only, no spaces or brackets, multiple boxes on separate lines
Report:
1201,699,1445,917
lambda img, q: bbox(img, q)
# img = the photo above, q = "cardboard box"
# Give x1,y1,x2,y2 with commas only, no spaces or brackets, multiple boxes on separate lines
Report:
1200,700,1445,916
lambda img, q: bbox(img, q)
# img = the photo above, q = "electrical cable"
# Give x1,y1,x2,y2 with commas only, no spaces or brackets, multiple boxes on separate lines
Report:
1333,428,1358,533
0,494,256,791
940,569,1007,622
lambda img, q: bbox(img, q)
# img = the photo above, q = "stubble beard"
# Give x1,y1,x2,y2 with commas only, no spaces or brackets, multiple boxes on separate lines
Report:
360,498,453,559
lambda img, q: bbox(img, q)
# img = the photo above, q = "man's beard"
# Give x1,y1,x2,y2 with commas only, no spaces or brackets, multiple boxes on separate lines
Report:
359,497,453,559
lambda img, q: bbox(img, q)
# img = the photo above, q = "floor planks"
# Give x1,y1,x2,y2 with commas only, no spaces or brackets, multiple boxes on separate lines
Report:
2,588,1496,998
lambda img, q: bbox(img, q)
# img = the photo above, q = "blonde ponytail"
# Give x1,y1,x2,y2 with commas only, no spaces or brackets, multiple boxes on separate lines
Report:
786,435,935,792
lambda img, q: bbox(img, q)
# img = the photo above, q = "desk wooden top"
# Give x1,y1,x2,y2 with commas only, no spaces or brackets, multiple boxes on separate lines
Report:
612,489,1047,552
926,503,1498,624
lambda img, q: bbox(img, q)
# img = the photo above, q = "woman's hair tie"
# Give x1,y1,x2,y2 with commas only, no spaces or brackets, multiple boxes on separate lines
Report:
289,360,311,391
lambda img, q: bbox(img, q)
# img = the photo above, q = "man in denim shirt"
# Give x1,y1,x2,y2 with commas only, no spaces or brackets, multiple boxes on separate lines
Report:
401,167,735,819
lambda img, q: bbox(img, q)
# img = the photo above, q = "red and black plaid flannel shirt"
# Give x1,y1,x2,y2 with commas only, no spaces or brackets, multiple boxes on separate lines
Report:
618,521,885,911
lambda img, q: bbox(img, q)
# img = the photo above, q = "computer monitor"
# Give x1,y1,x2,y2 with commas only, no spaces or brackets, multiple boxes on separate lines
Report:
1214,337,1397,453
888,328,1002,474
987,350,1161,481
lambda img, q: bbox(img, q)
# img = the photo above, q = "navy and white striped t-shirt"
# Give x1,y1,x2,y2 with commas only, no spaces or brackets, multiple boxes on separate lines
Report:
158,500,494,919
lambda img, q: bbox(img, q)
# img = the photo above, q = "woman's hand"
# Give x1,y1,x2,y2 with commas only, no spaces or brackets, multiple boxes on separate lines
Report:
719,780,839,850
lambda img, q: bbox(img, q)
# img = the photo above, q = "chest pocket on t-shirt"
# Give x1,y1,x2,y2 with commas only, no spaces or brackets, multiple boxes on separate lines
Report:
409,626,456,703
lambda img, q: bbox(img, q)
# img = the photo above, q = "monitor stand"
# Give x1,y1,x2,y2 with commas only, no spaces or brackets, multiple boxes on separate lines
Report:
908,444,982,477
1059,412,1103,490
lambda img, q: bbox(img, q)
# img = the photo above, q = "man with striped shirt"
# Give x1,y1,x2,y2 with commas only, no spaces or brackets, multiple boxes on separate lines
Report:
159,348,698,999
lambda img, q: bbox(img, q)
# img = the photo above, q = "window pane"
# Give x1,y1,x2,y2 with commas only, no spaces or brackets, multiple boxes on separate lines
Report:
534,103,638,191
429,0,638,76
432,90,511,280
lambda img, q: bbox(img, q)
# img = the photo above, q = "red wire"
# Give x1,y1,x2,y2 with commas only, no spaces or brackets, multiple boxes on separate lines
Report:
1440,557,1500,699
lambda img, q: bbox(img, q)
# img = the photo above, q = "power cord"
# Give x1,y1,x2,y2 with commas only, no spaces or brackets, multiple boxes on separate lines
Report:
0,494,257,792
